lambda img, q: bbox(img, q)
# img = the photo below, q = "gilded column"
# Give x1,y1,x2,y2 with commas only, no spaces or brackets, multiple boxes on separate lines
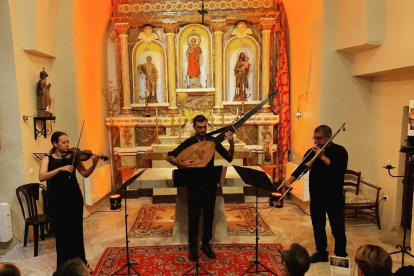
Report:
162,21,178,112
115,23,132,115
259,18,276,113
211,19,226,112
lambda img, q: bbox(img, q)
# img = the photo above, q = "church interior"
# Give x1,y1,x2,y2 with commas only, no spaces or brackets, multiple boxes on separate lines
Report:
1,0,414,275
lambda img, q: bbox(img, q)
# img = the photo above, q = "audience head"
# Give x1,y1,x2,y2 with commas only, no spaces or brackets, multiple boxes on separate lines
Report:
53,258,89,276
354,244,392,276
0,262,21,276
394,265,414,276
281,243,310,276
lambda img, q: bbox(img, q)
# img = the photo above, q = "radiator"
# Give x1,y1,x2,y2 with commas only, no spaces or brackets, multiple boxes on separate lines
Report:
286,162,310,202
0,203,13,242
84,164,112,206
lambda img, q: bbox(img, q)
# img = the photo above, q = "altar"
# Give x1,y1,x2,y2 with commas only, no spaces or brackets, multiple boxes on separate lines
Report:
105,0,281,191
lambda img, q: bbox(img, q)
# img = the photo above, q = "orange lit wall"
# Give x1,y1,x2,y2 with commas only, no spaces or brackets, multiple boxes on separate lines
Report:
72,0,112,161
280,0,324,162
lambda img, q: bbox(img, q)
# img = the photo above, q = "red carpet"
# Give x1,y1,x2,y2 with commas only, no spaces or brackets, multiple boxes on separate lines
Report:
93,244,284,276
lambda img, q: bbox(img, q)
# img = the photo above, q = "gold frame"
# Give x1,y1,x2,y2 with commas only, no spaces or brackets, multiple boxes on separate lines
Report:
131,40,168,103
177,24,213,89
224,35,260,101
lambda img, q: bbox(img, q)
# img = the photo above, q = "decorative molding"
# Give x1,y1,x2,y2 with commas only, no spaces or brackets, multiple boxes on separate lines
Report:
116,1,275,14
106,114,279,127
162,21,178,34
115,23,130,35
259,18,276,31
122,127,133,146
211,19,226,33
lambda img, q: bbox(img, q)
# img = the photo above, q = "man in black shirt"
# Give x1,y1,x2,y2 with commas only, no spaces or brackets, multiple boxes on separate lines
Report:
285,125,348,263
166,115,234,261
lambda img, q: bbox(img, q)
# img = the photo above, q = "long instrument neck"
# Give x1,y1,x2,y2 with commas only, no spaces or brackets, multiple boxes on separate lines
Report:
212,91,278,145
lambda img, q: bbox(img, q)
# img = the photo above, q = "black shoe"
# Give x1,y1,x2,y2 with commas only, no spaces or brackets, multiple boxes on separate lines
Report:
310,252,329,263
188,245,198,261
202,244,216,259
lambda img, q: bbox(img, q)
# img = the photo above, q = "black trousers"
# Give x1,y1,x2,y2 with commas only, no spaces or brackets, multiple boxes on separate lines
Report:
187,184,217,246
310,197,347,256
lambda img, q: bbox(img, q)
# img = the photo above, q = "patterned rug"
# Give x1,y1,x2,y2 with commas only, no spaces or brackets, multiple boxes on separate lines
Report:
92,244,284,276
129,203,274,238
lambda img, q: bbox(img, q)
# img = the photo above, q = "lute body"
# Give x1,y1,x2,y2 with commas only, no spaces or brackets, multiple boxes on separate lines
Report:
176,141,216,167
176,91,278,167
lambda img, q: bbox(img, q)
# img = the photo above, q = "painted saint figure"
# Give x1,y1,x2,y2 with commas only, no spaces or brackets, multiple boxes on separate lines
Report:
37,68,52,116
263,132,273,164
186,38,202,87
234,52,250,101
138,56,159,103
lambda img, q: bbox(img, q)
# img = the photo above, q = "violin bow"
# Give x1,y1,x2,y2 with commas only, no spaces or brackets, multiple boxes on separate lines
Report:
69,120,85,179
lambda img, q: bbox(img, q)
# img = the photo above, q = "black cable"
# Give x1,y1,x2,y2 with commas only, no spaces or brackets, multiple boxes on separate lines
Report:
83,209,122,220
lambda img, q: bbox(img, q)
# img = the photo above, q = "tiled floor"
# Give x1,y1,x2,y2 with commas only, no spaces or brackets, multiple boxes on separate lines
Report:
1,197,413,275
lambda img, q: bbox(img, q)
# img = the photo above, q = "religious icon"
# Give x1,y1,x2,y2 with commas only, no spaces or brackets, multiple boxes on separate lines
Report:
234,51,250,101
409,108,414,130
138,26,159,42
138,56,159,103
36,68,52,117
186,35,203,88
263,132,273,164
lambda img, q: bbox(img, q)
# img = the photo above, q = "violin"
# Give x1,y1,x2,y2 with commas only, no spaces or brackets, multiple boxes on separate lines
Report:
62,147,109,162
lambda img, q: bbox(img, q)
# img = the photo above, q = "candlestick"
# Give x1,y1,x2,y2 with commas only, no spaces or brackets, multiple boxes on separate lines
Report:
171,111,174,135
155,109,159,144
178,109,182,143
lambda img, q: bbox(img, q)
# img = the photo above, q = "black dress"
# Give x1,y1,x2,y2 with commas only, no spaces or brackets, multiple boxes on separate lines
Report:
47,155,86,268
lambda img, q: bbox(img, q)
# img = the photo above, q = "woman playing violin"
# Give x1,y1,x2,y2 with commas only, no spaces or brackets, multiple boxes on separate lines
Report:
39,131,100,272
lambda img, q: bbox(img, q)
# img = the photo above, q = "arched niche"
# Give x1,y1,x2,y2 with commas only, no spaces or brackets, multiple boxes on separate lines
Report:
131,40,168,103
177,24,213,89
224,36,260,101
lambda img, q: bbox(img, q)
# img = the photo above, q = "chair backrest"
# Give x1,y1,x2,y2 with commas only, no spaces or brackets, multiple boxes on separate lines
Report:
344,170,362,195
16,183,47,220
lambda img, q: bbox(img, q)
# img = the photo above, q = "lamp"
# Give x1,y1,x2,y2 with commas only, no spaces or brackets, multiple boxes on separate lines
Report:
269,191,283,208
109,193,122,210
296,91,309,119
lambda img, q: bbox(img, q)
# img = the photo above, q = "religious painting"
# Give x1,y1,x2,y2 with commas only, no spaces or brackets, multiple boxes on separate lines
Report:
177,24,213,89
224,33,260,102
131,34,167,104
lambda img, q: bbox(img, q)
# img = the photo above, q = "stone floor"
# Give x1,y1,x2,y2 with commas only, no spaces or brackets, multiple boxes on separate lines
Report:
1,196,413,275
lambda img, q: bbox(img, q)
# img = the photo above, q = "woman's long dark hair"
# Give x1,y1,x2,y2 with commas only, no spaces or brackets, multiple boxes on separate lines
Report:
49,131,67,154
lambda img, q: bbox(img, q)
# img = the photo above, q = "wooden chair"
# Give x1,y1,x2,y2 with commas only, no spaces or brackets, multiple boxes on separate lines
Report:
343,170,382,229
16,183,52,257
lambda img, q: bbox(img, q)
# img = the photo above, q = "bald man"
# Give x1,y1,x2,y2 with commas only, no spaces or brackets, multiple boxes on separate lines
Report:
0,262,21,276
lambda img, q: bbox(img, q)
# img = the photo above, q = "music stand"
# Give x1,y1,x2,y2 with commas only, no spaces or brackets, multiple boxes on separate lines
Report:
173,166,225,276
232,165,278,276
111,169,146,276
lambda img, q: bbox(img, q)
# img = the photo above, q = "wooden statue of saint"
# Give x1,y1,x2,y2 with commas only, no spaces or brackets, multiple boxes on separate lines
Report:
37,68,52,116
138,56,159,103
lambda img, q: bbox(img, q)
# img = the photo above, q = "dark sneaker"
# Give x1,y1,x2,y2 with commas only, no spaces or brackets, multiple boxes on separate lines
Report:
310,252,329,263
336,253,348,258
188,245,198,261
202,244,216,259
